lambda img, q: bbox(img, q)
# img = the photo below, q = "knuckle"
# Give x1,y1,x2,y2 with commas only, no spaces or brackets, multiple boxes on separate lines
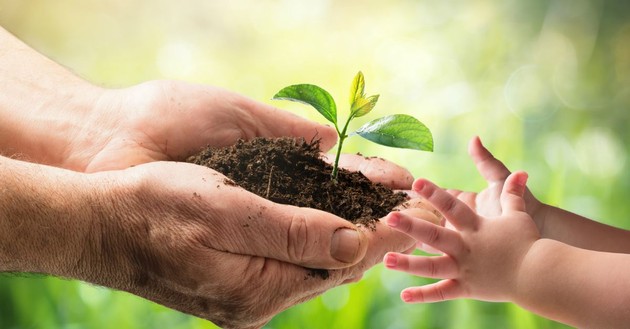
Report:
435,286,446,301
424,224,440,246
414,289,426,303
427,259,438,277
287,213,309,263
422,182,437,200
441,195,458,214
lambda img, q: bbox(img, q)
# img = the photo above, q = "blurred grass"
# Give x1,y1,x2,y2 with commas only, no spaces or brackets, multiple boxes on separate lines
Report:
1,0,629,328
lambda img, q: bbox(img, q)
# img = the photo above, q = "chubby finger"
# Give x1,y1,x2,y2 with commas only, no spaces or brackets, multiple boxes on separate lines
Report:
384,253,458,279
468,136,511,183
400,279,464,303
385,211,463,255
415,242,443,255
500,171,528,213
323,153,414,189
412,179,477,230
445,188,463,198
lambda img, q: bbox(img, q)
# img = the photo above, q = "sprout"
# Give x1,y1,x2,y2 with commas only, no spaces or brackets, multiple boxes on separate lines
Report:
273,71,433,181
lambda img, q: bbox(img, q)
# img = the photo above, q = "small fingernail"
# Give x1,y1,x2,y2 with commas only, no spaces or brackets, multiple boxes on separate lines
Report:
331,228,361,263
401,291,413,302
517,172,529,186
387,213,401,227
413,179,427,193
385,254,398,268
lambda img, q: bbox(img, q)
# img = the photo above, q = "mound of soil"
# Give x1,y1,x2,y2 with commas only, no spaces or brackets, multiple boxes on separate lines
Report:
187,137,407,227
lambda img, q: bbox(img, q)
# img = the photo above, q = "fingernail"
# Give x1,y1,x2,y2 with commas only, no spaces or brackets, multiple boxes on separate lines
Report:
517,172,529,186
412,179,427,193
331,228,361,263
385,254,398,268
387,213,401,227
401,291,413,302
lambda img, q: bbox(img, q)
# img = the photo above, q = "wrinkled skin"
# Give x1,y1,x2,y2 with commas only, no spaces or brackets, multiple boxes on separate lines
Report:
81,161,417,328
57,80,424,328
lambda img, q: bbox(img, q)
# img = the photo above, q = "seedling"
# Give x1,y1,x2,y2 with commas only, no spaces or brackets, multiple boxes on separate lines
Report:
273,71,433,180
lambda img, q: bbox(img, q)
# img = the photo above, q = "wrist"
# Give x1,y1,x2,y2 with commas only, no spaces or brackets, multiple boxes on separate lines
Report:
512,238,560,306
0,27,109,169
38,84,107,169
0,157,99,277
0,75,106,170
77,166,157,290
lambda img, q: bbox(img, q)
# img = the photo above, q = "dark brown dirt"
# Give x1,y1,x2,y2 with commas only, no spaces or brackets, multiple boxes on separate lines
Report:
187,137,407,227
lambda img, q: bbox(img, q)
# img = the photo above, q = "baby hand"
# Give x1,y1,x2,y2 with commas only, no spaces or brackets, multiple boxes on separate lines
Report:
384,171,540,303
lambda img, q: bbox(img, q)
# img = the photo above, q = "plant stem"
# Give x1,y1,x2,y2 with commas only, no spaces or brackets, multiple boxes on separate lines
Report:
331,136,344,181
331,115,355,181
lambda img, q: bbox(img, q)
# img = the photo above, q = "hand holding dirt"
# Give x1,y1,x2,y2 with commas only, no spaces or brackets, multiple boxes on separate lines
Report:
81,161,415,328
0,31,424,327
47,79,339,172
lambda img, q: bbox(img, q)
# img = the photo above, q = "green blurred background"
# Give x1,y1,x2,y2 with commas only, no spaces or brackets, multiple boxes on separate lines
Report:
1,0,629,328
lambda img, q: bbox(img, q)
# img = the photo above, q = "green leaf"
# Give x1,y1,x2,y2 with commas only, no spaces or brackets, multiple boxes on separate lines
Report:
273,84,337,124
355,114,433,151
349,71,365,106
351,94,379,118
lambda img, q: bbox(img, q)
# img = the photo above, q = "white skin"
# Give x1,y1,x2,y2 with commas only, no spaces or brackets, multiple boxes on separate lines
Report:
0,26,428,328
384,137,630,329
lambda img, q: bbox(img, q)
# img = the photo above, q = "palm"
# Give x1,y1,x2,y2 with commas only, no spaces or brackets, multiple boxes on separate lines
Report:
449,137,542,220
452,183,505,217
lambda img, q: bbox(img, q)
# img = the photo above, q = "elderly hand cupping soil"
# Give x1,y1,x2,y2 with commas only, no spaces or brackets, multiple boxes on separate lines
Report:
0,26,422,328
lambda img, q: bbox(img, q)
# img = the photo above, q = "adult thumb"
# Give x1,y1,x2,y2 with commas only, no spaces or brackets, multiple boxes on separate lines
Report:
216,197,369,270
264,204,369,269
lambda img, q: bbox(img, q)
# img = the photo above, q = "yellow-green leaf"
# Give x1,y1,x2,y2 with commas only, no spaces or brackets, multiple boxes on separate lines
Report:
351,94,379,118
349,71,365,106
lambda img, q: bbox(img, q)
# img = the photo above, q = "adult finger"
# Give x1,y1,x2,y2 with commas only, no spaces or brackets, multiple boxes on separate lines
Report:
500,171,528,213
384,253,458,279
400,189,421,199
251,201,368,270
202,183,369,270
468,136,511,183
293,219,416,296
323,153,414,189
201,252,356,328
158,162,367,271
239,96,338,151
412,178,478,230
394,202,443,225
401,279,464,303
328,219,417,281
385,211,463,255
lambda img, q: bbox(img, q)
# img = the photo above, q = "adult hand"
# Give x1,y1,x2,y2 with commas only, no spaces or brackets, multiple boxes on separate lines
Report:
82,161,416,328
67,80,415,188
66,80,336,172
